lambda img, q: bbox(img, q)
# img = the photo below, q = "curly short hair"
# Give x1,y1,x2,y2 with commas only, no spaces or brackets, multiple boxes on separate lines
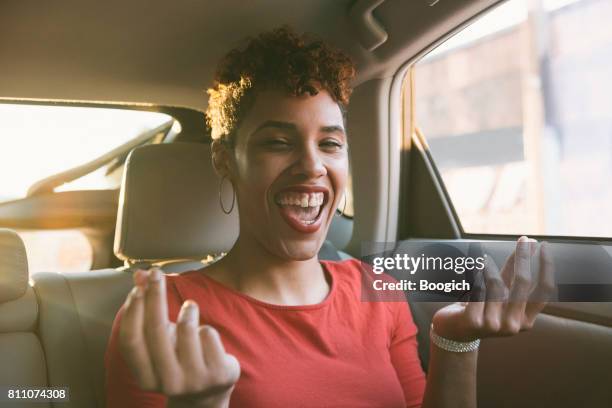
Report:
206,26,356,144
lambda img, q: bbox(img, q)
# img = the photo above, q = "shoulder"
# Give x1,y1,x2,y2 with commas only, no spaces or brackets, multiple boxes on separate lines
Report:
321,258,363,276
322,258,389,305
322,259,415,336
322,259,417,314
321,258,364,292
164,269,214,298
321,258,401,297
320,258,355,268
163,268,237,319
163,270,213,320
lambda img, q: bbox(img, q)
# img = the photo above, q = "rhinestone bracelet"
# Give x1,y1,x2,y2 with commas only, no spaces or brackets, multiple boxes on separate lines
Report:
429,324,480,353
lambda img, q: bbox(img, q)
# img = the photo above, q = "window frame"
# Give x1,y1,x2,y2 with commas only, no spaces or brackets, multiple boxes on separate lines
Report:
397,1,612,244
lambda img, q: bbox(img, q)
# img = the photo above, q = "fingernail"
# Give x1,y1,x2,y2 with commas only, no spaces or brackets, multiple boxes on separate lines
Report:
182,301,198,323
133,269,141,283
149,267,162,282
204,326,218,337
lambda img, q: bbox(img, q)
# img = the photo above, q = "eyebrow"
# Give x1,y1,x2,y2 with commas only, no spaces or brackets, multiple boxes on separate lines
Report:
252,120,297,135
250,120,345,137
320,125,345,134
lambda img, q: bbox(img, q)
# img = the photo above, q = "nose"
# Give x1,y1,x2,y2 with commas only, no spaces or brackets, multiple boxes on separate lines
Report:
290,144,327,178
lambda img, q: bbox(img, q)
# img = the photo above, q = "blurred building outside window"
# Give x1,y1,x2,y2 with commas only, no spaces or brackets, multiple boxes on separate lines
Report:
410,0,612,237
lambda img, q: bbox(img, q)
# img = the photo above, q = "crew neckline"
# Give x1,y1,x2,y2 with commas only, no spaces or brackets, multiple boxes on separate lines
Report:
193,260,336,311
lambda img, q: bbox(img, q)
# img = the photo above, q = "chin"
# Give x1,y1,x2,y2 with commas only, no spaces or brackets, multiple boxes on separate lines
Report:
275,238,322,261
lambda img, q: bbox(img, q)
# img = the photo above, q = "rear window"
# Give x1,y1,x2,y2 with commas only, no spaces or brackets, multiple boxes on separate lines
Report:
0,103,173,202
409,0,612,238
16,229,93,274
0,103,174,273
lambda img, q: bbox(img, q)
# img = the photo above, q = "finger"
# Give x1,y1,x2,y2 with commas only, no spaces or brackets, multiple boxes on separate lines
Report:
482,255,507,332
464,263,486,333
502,236,533,333
143,267,182,391
200,326,227,368
133,268,149,287
119,285,158,390
200,326,240,388
500,252,515,288
468,261,486,302
464,242,485,301
524,242,556,326
500,238,537,288
176,301,205,379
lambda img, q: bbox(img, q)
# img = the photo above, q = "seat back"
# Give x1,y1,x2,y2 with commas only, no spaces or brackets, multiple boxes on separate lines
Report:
0,229,50,408
33,269,131,408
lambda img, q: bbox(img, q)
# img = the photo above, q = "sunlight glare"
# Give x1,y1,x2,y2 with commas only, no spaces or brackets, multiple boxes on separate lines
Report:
0,104,171,201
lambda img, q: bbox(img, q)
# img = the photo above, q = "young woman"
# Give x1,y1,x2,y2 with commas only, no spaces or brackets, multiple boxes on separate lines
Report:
105,27,554,408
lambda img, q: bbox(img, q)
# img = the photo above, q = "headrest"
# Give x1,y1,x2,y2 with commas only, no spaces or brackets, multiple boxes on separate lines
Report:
0,229,29,302
114,143,239,262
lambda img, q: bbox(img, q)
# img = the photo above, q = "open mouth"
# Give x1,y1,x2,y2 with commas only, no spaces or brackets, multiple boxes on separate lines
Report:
274,188,329,233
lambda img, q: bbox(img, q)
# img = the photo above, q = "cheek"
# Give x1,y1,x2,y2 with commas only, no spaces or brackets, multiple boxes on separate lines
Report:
236,155,283,202
328,158,349,194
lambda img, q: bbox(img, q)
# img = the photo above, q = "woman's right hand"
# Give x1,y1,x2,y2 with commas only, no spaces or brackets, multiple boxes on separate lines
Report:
118,267,241,408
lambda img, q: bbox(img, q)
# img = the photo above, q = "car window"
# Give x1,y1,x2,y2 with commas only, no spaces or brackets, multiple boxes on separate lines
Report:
409,0,612,238
0,103,173,202
15,229,93,274
0,103,174,273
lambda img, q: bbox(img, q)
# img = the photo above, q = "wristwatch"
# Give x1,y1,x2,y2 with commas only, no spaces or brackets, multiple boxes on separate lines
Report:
429,324,480,353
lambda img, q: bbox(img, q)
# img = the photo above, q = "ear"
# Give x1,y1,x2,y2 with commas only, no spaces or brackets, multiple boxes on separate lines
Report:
211,139,234,178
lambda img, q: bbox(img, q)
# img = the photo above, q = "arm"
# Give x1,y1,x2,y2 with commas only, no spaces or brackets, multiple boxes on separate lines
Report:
421,342,478,407
420,237,555,408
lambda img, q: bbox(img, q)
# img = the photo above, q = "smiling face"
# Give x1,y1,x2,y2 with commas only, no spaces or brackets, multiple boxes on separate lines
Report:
213,89,349,261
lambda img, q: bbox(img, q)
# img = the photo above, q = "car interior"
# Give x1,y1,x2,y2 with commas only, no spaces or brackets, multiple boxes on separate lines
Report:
1,0,611,407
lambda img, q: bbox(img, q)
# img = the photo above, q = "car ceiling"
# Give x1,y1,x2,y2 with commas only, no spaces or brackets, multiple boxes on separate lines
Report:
0,0,499,111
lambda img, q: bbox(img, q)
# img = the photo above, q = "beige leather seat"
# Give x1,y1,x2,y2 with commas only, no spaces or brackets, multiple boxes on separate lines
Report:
32,143,239,408
0,229,50,408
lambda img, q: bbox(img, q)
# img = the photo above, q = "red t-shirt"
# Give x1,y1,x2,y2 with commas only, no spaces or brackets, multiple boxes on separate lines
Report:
105,259,426,407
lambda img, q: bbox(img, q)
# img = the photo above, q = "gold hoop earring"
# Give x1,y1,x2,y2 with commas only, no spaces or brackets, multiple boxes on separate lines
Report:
219,175,236,215
336,190,348,217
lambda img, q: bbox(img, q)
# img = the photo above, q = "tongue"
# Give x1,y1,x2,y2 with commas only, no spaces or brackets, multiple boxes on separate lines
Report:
283,205,320,222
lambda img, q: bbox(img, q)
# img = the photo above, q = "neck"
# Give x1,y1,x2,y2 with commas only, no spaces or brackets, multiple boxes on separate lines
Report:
217,232,330,306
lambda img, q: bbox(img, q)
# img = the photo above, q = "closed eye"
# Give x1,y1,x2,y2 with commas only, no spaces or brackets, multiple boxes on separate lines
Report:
262,139,292,149
320,140,344,150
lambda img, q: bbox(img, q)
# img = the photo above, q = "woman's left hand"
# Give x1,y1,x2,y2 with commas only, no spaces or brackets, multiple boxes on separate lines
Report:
431,236,556,342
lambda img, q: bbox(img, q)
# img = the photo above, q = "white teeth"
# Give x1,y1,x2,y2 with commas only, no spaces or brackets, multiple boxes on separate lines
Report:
276,192,324,207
